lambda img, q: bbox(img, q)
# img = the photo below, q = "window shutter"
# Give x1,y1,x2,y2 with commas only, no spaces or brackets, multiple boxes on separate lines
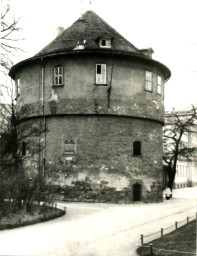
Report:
157,76,162,94
101,64,106,84
106,40,111,47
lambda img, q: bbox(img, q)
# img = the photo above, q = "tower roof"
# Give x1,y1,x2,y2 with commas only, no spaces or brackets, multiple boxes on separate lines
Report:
35,10,141,57
9,10,171,80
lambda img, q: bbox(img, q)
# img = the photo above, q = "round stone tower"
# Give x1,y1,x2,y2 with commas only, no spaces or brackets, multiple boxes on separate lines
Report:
9,11,171,203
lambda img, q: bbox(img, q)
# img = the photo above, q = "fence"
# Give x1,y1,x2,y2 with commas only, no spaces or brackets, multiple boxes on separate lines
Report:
139,213,197,255
140,213,196,245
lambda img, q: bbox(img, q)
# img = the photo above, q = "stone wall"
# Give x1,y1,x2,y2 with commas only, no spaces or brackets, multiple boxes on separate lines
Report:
23,115,163,203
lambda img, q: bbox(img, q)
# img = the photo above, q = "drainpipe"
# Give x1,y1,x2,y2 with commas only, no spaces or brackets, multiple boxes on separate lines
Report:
107,53,114,109
41,57,46,176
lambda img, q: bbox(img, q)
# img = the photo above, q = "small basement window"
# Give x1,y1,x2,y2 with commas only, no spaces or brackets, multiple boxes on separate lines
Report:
54,66,64,86
145,71,153,92
133,141,141,156
96,64,107,84
99,39,111,48
157,75,162,95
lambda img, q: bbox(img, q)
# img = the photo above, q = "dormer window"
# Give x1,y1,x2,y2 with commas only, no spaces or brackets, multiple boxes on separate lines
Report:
73,40,86,50
99,39,111,48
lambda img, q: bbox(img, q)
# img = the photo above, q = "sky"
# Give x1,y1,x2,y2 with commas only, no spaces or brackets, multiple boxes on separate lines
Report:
8,0,197,110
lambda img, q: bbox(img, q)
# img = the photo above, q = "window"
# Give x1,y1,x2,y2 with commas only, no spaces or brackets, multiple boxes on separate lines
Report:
16,78,20,96
73,40,86,50
157,76,162,95
96,64,106,84
22,142,26,156
64,138,76,154
99,39,111,48
133,141,141,156
54,66,64,86
145,71,153,91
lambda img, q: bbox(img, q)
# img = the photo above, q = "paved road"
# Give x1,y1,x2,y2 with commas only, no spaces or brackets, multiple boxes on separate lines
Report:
0,188,196,256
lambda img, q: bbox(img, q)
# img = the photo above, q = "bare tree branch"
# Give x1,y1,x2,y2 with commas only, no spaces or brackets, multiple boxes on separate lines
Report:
163,106,197,191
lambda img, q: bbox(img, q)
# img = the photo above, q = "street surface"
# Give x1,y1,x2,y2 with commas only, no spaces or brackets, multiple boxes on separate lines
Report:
0,187,196,256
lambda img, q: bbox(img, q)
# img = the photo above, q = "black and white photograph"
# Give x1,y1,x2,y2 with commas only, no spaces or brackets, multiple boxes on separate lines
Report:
0,0,197,255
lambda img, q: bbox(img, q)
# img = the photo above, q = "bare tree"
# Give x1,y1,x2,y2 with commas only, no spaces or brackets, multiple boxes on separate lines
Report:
163,106,197,192
1,0,24,74
0,98,48,213
0,1,51,217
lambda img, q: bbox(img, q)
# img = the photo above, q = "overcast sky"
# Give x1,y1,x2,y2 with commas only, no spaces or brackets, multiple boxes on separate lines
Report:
9,0,197,110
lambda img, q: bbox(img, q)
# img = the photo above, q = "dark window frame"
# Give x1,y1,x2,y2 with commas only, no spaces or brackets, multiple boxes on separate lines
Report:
53,66,64,86
133,141,141,156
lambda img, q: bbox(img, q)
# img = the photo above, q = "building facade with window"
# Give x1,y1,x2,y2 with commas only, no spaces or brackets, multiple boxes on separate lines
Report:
9,11,170,203
164,109,197,189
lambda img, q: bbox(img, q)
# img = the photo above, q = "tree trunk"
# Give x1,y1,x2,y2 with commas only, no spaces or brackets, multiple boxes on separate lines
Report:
167,158,177,191
167,172,176,191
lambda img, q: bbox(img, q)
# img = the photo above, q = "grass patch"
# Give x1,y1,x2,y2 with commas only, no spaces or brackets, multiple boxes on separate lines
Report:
137,220,196,256
0,203,65,230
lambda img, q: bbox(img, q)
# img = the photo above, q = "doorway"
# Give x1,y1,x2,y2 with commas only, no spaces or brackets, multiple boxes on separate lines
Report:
133,183,142,201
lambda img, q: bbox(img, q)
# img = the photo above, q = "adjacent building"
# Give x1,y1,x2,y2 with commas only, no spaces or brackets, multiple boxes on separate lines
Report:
165,108,197,189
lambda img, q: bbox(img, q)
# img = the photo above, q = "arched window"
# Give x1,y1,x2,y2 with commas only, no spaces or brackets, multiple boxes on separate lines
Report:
22,142,26,156
133,141,141,156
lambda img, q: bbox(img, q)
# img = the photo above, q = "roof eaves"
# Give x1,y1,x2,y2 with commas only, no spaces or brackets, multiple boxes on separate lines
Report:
9,49,171,81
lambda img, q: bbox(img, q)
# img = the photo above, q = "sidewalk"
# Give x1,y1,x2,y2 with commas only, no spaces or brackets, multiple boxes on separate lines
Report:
0,187,196,256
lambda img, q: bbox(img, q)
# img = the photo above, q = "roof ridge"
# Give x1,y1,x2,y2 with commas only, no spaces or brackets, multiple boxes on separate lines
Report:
83,10,140,53
35,10,142,57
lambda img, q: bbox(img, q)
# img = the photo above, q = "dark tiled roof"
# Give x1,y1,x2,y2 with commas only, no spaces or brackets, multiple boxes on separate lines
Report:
9,10,171,80
35,10,142,57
